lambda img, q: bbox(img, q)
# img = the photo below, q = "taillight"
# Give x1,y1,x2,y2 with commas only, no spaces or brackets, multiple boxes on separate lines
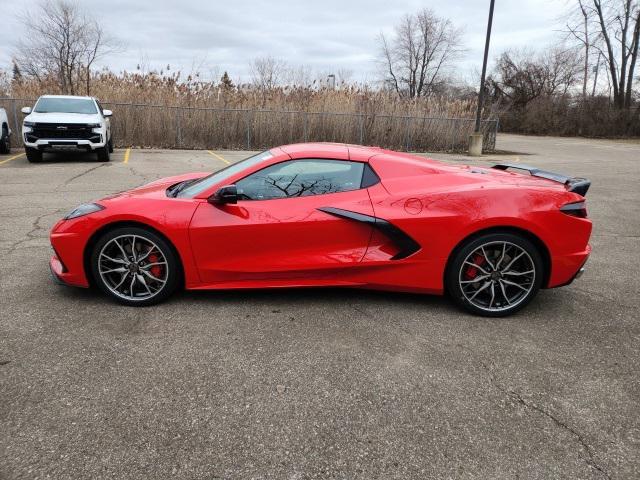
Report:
560,201,588,218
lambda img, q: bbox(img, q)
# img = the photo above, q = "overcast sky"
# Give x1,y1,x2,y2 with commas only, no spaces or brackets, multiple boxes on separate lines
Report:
0,0,567,84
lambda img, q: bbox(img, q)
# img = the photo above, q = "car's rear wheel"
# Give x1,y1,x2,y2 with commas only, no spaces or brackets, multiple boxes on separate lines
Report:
25,147,42,163
446,232,544,317
90,227,181,306
0,126,10,154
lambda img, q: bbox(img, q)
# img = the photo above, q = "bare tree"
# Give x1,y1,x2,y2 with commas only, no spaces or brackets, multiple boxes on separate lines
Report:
250,56,287,91
378,8,464,98
336,68,354,86
564,0,597,98
283,64,314,87
14,0,117,95
249,56,287,106
489,46,582,108
79,21,110,95
590,0,640,108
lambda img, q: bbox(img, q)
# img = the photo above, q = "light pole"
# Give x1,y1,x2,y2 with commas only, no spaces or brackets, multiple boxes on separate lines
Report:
327,74,336,89
469,0,495,156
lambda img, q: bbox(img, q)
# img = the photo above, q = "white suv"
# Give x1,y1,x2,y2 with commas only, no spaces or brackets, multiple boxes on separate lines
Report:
21,95,113,163
0,107,11,154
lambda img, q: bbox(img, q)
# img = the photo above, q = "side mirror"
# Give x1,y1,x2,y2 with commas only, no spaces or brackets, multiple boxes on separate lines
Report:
21,107,32,114
103,109,113,117
208,185,238,205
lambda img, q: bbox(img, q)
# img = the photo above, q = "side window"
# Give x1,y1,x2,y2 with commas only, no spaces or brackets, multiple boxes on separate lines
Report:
96,100,104,114
236,159,365,200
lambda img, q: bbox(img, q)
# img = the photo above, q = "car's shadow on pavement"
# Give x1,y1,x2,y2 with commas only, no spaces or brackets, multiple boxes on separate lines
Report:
176,286,460,317
32,150,104,163
55,283,457,315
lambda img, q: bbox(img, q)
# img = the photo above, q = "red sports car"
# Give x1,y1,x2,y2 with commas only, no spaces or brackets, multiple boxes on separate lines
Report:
49,143,592,316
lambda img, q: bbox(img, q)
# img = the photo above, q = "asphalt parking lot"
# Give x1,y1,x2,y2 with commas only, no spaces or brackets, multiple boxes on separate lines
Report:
1,134,639,479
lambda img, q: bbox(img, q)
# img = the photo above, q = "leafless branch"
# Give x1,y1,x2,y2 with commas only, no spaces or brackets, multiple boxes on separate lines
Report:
376,8,464,98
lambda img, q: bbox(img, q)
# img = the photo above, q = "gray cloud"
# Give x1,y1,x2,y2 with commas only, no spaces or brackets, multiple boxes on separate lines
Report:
0,0,566,83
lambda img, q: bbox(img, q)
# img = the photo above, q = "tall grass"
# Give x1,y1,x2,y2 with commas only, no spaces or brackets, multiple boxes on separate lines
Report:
1,70,497,151
498,95,640,137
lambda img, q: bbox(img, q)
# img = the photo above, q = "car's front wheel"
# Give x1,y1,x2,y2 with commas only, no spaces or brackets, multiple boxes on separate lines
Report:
96,145,110,162
446,232,544,317
90,226,181,306
25,147,42,163
0,126,10,154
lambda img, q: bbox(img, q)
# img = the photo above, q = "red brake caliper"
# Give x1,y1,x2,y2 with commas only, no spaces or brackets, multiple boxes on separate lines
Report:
464,253,486,280
148,253,162,278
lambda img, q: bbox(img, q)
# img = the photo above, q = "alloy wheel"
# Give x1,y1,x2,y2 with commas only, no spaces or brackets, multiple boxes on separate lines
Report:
458,241,536,313
98,234,169,301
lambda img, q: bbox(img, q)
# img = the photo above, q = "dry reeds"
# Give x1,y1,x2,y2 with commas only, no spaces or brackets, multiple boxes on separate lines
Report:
1,70,497,151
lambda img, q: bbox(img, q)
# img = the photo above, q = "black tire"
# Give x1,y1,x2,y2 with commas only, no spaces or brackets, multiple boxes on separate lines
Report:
108,135,114,153
96,145,110,162
90,226,181,306
445,232,544,317
0,126,10,154
25,147,42,163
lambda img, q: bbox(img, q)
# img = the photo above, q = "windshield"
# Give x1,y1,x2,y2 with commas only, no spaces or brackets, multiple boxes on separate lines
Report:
34,97,98,114
177,150,274,198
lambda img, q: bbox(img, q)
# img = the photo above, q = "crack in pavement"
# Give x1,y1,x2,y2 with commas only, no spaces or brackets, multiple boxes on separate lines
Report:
350,304,374,317
4,209,66,256
592,234,640,239
3,164,153,258
57,163,108,189
0,189,117,197
128,165,153,185
571,287,637,311
481,362,612,480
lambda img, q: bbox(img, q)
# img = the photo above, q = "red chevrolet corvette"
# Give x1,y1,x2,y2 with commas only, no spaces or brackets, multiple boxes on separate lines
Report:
49,143,592,316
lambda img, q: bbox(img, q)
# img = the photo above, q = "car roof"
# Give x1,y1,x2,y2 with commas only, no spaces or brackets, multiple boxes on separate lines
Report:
39,95,95,100
279,142,386,161
277,142,446,167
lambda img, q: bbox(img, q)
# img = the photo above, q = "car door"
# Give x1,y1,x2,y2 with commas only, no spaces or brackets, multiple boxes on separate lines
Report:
189,159,375,284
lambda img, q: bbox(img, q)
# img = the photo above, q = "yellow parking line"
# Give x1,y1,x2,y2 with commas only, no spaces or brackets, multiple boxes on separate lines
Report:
0,152,25,166
207,150,230,165
123,148,131,164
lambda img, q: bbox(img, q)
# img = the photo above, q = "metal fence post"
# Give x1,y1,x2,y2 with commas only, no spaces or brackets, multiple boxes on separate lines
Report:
12,99,19,134
449,119,456,152
404,116,411,151
303,112,308,142
175,107,182,148
245,111,251,149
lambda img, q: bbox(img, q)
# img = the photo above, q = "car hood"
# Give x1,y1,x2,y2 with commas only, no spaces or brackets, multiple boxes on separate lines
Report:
100,172,210,201
24,112,102,124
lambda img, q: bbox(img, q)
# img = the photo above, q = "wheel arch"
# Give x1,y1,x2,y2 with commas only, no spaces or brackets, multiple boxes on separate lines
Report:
443,225,552,290
83,220,185,288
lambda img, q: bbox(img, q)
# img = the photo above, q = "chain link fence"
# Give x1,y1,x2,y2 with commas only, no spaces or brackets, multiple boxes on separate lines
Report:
1,98,498,152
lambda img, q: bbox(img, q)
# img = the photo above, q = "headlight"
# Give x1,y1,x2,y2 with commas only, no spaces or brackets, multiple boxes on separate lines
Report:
23,121,36,127
90,123,103,133
65,203,105,220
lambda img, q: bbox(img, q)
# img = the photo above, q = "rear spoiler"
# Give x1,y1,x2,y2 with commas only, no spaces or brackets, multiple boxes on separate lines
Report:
492,163,590,196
